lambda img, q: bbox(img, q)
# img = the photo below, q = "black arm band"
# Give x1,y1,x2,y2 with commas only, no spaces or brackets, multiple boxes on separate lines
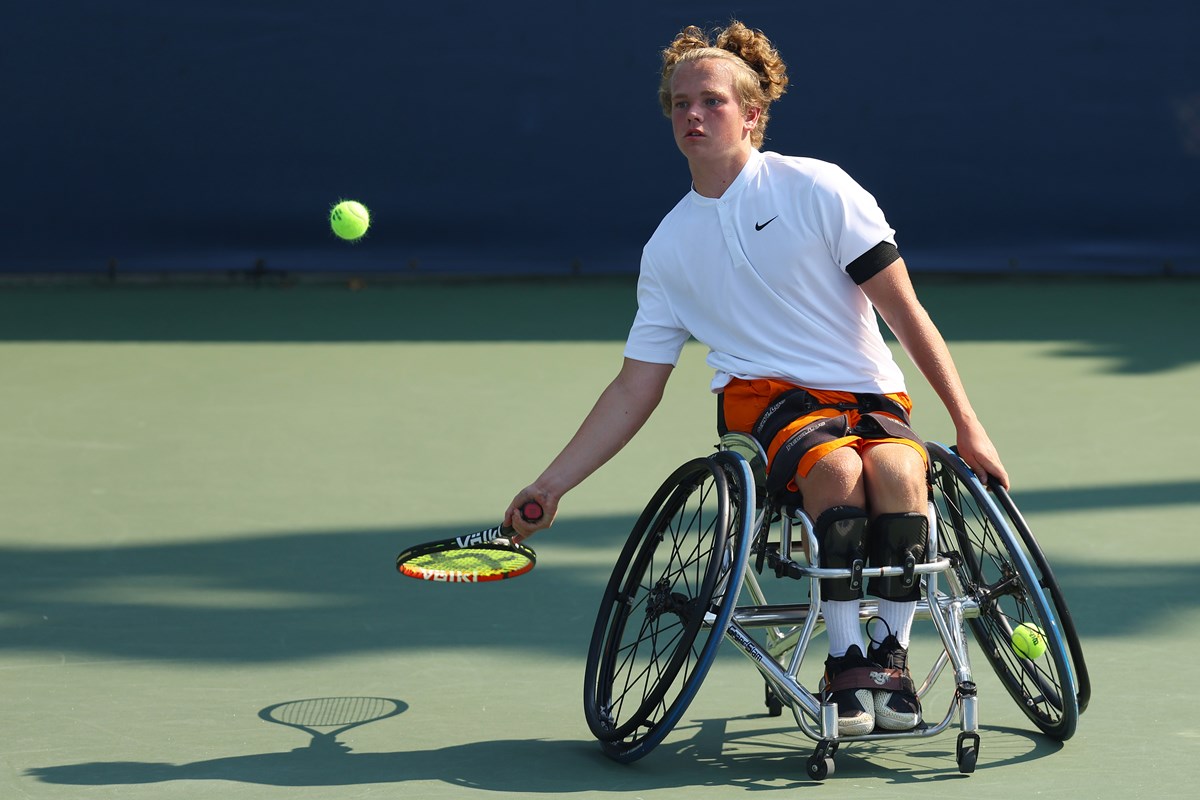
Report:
846,241,901,285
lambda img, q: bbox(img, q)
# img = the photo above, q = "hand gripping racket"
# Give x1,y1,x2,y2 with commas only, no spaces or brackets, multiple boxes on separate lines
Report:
395,502,543,583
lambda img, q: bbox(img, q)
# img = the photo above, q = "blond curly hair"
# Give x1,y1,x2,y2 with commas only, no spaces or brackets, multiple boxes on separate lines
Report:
658,21,789,149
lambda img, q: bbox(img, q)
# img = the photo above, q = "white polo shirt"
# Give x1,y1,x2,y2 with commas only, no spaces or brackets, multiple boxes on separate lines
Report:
624,149,907,394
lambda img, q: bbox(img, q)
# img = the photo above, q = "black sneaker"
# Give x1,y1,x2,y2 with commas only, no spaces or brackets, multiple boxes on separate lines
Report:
867,634,922,731
822,645,876,736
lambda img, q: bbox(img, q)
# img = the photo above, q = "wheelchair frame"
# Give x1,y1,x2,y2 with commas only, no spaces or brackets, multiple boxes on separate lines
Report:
582,437,1090,779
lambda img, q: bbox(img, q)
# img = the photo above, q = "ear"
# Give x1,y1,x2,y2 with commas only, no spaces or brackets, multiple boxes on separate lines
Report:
743,105,762,131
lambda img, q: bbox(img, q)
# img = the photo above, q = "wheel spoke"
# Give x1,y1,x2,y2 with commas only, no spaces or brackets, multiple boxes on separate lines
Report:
929,443,1079,740
583,454,752,760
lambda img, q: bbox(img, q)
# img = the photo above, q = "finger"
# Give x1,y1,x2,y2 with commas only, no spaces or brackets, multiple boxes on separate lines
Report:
963,454,988,484
991,464,1011,491
977,459,1010,492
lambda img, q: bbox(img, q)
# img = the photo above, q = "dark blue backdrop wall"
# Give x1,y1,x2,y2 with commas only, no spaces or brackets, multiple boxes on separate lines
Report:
4,0,1198,275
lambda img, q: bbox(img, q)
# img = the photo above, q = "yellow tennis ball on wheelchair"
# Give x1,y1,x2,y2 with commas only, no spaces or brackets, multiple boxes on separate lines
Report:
330,200,370,241
1011,623,1047,659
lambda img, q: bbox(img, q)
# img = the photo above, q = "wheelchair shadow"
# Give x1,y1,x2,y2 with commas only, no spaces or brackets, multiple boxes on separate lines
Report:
661,715,1063,787
26,705,1061,792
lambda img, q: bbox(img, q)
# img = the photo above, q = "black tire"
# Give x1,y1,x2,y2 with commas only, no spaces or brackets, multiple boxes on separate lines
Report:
806,756,834,781
583,453,752,762
989,482,1091,715
764,682,784,717
929,443,1081,740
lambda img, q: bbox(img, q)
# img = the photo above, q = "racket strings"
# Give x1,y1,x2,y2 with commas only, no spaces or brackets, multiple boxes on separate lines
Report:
409,547,532,576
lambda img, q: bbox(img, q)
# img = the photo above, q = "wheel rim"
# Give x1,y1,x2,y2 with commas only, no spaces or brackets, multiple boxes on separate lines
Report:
584,454,754,762
930,444,1078,740
586,459,730,743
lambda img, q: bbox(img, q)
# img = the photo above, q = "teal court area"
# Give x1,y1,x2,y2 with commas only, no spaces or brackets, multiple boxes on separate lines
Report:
1,277,1198,799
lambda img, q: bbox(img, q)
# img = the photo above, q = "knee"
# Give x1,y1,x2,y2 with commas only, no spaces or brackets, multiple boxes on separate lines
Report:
863,445,927,511
809,446,864,481
801,443,868,501
799,448,865,514
863,442,924,478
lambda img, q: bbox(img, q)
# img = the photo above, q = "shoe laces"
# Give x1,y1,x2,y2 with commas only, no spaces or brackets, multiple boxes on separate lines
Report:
866,615,894,649
866,616,908,671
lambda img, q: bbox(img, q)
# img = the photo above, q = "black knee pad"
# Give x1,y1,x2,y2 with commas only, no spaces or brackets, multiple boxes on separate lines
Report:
815,506,868,601
868,512,928,602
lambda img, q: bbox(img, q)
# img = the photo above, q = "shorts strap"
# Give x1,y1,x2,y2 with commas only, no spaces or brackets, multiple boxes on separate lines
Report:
751,388,824,453
754,393,927,500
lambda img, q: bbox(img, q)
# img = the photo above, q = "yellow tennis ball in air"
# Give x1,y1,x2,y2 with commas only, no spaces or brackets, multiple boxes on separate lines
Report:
330,200,370,241
1011,623,1047,659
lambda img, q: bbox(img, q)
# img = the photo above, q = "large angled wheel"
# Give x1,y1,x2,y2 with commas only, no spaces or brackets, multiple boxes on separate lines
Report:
929,443,1084,740
583,453,753,763
988,479,1091,715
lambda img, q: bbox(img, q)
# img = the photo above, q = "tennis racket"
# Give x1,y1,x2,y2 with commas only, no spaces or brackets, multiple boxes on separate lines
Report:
395,501,543,583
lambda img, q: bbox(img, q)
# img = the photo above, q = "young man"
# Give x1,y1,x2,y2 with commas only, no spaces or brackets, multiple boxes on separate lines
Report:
504,22,1007,735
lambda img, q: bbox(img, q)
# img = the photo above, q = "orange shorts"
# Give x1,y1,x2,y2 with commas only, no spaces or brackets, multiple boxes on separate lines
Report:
719,378,928,493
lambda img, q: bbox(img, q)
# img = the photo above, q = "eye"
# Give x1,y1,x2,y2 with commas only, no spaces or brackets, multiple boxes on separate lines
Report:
705,97,723,107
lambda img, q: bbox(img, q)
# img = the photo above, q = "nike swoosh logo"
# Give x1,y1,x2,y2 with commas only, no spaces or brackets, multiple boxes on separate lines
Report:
755,215,779,231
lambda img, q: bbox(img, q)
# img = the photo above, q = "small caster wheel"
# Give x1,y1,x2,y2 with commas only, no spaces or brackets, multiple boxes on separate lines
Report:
806,755,835,781
807,739,838,781
956,732,980,774
764,683,783,717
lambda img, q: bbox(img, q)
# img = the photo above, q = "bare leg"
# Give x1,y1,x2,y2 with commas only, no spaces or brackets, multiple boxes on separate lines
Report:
798,446,866,518
862,442,926,515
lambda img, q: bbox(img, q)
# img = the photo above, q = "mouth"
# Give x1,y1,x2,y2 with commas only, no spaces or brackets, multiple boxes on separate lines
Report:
684,129,704,139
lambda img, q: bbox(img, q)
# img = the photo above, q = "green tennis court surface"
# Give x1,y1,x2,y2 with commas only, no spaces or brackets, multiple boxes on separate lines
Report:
2,277,1197,799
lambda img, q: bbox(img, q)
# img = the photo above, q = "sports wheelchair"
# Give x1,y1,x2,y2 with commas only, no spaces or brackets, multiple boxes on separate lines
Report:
582,435,1090,779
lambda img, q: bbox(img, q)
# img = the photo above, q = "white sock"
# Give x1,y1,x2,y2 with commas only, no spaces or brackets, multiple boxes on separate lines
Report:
870,599,916,649
824,600,864,657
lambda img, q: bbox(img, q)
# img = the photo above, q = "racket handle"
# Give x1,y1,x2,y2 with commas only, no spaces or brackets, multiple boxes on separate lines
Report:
520,501,544,523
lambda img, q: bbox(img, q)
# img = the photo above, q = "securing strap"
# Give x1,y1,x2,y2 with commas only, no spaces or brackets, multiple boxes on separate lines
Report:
752,389,927,499
868,512,929,602
826,665,916,694
815,506,869,601
752,388,912,455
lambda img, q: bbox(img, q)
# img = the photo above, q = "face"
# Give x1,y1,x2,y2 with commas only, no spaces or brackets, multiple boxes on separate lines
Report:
669,59,760,163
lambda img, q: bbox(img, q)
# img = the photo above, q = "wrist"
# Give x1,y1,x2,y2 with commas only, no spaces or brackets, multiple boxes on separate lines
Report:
529,476,568,506
950,407,980,432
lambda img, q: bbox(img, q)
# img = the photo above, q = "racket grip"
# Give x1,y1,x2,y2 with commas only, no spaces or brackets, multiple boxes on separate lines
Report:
520,501,544,523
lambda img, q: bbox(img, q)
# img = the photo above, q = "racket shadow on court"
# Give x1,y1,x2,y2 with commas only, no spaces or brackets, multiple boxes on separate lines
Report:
258,697,408,754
